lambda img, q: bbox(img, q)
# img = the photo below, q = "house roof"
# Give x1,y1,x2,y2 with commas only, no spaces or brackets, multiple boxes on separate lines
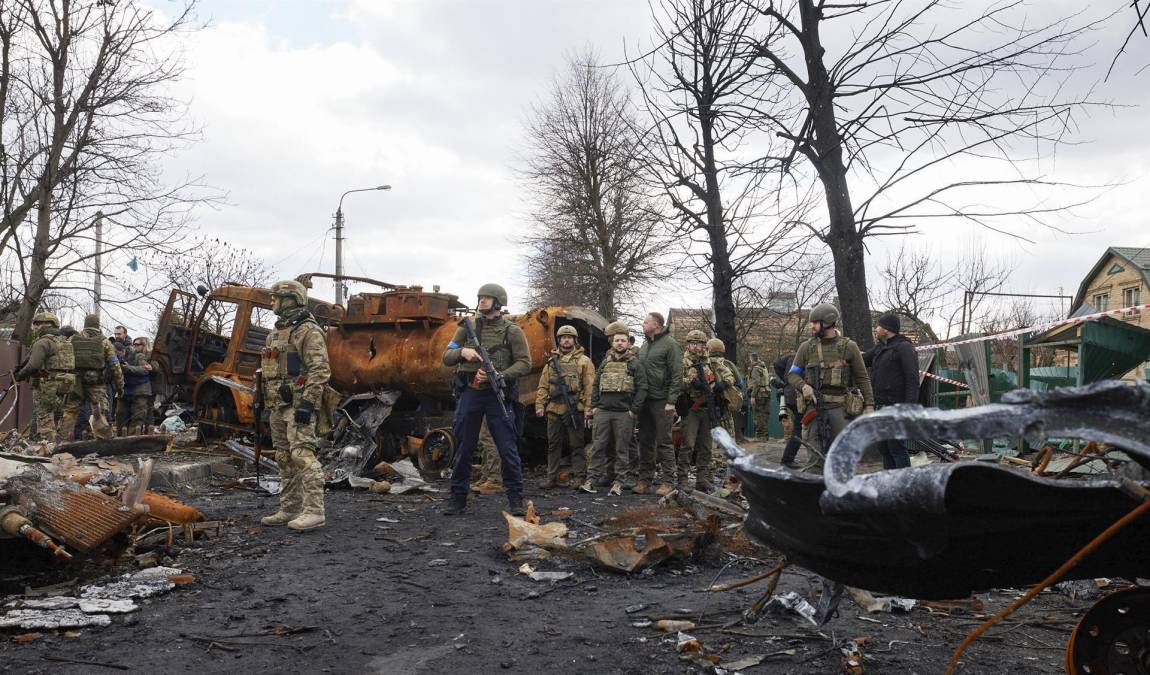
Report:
1071,247,1150,315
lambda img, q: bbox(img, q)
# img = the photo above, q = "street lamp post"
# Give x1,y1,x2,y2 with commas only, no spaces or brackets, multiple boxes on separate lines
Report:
334,184,391,306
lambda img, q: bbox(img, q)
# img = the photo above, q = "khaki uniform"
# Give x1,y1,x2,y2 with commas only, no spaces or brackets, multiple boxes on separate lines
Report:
261,309,331,518
679,351,735,488
475,420,502,487
16,328,75,441
61,329,124,438
786,334,874,459
747,362,769,436
535,346,594,484
718,357,743,439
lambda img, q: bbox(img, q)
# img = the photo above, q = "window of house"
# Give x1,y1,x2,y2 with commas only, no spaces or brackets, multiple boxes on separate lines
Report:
1093,293,1109,312
1125,287,1141,309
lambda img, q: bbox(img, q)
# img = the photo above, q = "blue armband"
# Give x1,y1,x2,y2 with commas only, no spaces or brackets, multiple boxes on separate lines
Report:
447,341,461,350
788,364,803,375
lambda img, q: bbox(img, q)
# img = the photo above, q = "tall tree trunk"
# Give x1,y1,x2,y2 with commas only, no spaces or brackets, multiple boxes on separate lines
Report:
13,185,53,338
701,113,738,360
799,0,874,349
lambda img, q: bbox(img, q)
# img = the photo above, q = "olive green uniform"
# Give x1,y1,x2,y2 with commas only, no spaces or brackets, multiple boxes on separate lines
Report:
679,351,735,489
15,327,75,442
636,330,682,486
718,357,743,439
786,335,874,458
748,361,770,435
60,328,124,438
589,347,647,483
535,346,595,484
262,308,331,519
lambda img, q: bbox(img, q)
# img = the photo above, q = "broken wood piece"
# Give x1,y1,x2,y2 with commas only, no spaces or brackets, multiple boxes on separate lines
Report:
709,560,787,592
55,434,174,458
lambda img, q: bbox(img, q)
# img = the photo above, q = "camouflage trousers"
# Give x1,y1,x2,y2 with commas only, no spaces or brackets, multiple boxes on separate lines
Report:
31,374,74,441
476,419,502,485
115,395,152,435
678,408,717,486
751,397,770,438
62,380,111,439
269,405,325,516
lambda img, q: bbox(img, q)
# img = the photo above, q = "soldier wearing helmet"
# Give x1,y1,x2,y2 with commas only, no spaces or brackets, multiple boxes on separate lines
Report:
259,280,331,532
60,313,124,440
678,330,735,492
14,311,76,442
588,321,647,495
708,337,745,441
441,283,532,516
535,325,595,491
784,302,874,467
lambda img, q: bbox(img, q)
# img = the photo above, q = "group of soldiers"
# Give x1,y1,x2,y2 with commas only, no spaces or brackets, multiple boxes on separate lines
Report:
13,311,159,443
12,280,881,533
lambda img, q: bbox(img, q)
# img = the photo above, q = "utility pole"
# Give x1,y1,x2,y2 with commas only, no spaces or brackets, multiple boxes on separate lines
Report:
333,184,391,306
333,207,345,306
94,211,104,322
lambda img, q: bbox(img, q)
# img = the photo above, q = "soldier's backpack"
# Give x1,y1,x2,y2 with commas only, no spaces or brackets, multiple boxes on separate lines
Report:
71,333,107,380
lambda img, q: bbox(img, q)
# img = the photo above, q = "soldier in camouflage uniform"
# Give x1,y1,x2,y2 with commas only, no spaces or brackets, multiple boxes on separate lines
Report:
535,325,595,489
588,322,647,495
678,330,735,492
707,338,743,441
259,280,331,532
786,303,874,462
746,353,769,438
442,283,532,516
14,312,76,442
61,314,123,439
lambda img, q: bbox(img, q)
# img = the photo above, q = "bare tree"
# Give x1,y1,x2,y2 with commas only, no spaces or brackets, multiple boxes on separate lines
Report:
746,0,1101,349
520,51,669,320
0,0,207,338
631,0,806,360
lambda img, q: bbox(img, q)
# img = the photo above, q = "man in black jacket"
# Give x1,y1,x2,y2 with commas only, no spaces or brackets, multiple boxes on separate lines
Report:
862,313,920,469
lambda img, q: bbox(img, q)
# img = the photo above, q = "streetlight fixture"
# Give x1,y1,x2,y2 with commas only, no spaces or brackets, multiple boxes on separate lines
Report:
334,184,391,306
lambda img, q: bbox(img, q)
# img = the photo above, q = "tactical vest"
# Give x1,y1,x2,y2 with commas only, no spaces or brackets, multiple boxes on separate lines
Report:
45,336,75,372
599,358,635,393
548,354,584,400
803,336,857,392
685,355,714,393
261,319,318,385
71,333,107,372
455,319,514,375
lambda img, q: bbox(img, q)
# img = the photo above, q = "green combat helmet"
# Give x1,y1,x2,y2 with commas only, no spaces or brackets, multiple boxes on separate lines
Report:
809,303,840,326
32,311,60,327
84,313,101,329
604,321,629,338
477,283,508,308
686,329,708,343
707,338,725,355
556,325,579,339
269,280,308,315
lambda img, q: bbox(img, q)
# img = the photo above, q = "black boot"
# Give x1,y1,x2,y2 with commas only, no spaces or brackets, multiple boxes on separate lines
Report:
442,493,467,516
507,494,525,517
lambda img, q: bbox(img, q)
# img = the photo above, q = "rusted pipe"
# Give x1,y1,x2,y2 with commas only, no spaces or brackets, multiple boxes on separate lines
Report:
1,509,73,562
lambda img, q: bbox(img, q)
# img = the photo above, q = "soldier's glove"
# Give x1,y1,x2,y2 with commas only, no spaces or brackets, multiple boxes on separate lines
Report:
12,371,25,382
294,400,315,425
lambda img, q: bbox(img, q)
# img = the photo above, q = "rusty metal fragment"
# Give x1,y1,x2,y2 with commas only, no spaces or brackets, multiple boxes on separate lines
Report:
719,381,1150,599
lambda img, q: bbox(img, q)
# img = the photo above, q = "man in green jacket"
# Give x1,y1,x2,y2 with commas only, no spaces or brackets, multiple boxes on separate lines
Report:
61,313,123,439
635,312,682,495
14,312,75,442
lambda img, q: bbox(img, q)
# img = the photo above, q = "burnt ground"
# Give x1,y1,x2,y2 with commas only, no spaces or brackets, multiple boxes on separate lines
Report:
1,441,1092,674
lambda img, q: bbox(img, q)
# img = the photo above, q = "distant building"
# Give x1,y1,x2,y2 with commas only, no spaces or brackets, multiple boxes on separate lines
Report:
1070,246,1149,323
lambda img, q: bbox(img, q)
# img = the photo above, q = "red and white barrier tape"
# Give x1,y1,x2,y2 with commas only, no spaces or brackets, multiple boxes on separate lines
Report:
920,370,971,390
915,302,1150,352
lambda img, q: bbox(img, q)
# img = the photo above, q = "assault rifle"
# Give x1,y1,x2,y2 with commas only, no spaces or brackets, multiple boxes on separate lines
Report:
548,354,582,433
252,369,266,484
692,361,722,428
461,316,514,423
800,365,832,455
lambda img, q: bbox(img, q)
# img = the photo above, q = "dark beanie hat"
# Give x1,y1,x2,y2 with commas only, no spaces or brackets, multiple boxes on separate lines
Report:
878,313,900,333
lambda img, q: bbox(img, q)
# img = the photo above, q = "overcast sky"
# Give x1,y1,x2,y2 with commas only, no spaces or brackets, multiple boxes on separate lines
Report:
133,0,1150,337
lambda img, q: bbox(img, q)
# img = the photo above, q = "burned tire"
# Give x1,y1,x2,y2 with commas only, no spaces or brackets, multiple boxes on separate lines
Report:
416,428,455,475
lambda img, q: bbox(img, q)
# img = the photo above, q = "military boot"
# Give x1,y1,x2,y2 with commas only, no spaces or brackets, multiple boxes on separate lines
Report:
260,511,298,526
507,494,526,517
442,493,467,516
287,513,325,531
